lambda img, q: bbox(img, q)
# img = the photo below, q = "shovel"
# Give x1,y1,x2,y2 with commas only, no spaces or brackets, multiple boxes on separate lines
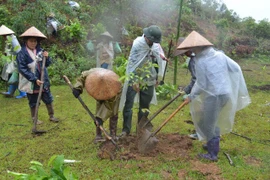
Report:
138,100,188,153
138,92,183,132
32,56,47,134
63,75,119,150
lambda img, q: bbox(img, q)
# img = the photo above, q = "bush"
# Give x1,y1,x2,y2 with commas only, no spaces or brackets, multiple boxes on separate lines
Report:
48,57,95,85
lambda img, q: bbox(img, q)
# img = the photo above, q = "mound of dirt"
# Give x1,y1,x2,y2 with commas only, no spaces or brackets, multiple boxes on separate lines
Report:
98,133,223,179
98,133,193,161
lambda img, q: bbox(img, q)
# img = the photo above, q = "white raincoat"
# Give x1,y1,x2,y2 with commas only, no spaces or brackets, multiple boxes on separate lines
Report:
119,36,166,111
190,47,251,141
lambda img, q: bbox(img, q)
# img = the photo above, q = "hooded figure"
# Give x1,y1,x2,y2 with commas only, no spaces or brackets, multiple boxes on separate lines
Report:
177,31,251,161
16,26,59,125
119,25,167,137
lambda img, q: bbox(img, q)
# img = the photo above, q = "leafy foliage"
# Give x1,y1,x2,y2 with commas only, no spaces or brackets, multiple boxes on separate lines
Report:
113,55,128,83
60,20,87,42
7,155,78,180
156,83,178,100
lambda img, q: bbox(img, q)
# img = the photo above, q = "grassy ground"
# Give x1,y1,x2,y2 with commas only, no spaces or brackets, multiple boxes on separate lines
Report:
0,59,269,179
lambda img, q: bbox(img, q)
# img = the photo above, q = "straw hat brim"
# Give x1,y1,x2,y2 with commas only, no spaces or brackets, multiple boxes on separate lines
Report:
100,32,113,40
84,68,122,100
20,26,47,39
0,25,14,36
177,31,213,50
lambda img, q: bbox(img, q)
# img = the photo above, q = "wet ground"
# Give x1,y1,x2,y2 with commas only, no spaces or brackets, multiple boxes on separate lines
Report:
98,133,193,160
98,133,223,179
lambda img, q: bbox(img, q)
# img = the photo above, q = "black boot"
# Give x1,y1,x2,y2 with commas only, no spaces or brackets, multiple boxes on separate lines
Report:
30,107,43,125
46,104,59,122
110,115,118,140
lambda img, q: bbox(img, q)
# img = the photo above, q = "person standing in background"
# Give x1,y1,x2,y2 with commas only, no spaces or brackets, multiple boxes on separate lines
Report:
96,31,115,69
16,26,59,125
0,25,26,99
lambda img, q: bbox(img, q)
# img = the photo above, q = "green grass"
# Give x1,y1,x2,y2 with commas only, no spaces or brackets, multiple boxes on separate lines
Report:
0,59,269,179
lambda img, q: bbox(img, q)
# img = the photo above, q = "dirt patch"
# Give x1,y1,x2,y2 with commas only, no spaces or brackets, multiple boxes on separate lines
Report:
251,84,270,91
98,133,193,161
244,156,262,167
191,160,223,180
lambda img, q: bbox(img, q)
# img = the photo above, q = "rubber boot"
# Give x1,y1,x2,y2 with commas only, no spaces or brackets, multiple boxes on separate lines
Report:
94,117,105,143
16,90,27,99
2,84,17,97
198,137,220,161
109,115,118,141
46,104,59,122
30,107,43,125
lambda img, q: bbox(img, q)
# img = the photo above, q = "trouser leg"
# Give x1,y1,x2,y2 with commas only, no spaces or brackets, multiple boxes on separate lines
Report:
137,85,154,123
122,85,137,134
30,106,43,125
46,103,59,122
94,117,105,143
110,115,118,139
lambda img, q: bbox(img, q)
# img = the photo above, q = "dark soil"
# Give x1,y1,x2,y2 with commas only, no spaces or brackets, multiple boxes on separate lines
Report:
98,133,223,179
98,133,193,161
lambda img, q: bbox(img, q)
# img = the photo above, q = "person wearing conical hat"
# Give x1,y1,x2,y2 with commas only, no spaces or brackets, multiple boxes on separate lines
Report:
175,37,198,140
96,31,115,70
177,31,251,161
46,12,57,37
0,25,27,99
16,26,59,125
72,68,122,143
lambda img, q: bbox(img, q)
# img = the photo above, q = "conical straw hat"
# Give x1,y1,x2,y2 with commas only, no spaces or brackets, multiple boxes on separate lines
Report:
0,25,14,35
173,37,189,56
20,26,47,39
177,31,213,50
100,31,113,39
84,68,122,100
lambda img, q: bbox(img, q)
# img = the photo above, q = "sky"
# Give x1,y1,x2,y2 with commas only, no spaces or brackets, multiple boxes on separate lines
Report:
222,0,270,21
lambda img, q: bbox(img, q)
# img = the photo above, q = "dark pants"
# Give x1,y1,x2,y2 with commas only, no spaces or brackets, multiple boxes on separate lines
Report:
101,63,109,69
122,85,154,134
198,94,229,141
27,91,54,108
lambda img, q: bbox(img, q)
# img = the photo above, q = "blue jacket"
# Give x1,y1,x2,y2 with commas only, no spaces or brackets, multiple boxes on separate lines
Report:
16,45,52,92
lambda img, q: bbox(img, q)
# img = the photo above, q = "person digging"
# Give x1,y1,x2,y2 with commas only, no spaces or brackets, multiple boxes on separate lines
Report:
177,31,250,161
72,68,122,143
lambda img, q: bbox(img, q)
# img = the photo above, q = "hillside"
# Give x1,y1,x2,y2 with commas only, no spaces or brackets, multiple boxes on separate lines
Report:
0,0,270,87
